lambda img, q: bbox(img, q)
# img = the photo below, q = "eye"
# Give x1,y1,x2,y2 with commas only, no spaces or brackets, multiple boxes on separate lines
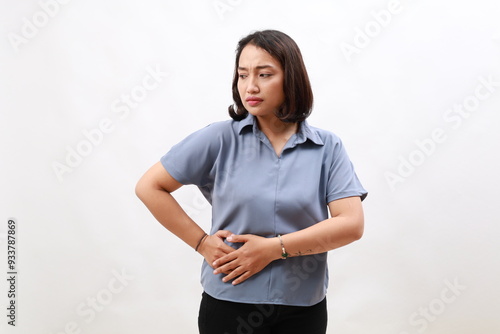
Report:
238,74,248,79
260,73,272,78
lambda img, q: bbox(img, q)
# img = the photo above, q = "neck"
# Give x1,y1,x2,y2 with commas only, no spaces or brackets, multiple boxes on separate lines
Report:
254,114,299,157
255,114,298,139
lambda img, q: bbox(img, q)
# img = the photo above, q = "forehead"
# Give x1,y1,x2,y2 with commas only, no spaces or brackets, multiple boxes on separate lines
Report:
238,44,282,69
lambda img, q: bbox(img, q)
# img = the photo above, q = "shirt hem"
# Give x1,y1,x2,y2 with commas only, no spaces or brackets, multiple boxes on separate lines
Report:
202,288,327,307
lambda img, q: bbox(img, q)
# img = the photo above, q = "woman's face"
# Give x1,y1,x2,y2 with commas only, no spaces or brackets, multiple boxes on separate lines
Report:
237,44,285,120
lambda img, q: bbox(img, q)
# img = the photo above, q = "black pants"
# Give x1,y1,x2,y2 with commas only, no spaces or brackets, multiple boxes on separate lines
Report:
198,292,327,334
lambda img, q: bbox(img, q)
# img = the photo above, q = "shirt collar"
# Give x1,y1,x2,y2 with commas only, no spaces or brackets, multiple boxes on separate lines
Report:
238,114,324,146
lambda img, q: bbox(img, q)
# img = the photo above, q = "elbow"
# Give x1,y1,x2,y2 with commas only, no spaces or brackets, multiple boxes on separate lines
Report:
351,217,364,241
135,177,150,202
135,174,170,203
135,161,178,204
135,180,145,201
352,225,364,241
351,204,365,241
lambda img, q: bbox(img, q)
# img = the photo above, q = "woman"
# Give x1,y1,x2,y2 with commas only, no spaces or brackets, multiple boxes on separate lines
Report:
136,30,367,334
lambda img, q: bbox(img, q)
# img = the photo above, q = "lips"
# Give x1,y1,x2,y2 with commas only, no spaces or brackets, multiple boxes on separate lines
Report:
246,96,263,107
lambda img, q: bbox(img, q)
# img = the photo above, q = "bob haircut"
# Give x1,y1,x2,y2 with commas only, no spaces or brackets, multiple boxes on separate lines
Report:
228,30,313,123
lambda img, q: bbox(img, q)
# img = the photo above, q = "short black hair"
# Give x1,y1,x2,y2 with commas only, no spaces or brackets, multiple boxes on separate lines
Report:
228,30,313,123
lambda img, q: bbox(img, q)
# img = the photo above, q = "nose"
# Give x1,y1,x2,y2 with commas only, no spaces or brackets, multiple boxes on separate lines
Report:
246,75,259,94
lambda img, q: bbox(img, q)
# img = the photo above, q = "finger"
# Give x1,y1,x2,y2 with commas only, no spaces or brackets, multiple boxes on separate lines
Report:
219,242,237,254
214,249,239,266
208,240,236,258
204,235,236,255
213,252,238,271
215,262,236,276
231,271,253,285
217,258,240,275
219,267,233,275
215,230,234,239
221,266,245,283
223,268,252,285
226,234,249,243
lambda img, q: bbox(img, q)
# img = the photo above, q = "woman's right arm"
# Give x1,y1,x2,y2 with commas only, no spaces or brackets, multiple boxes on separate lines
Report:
135,161,236,267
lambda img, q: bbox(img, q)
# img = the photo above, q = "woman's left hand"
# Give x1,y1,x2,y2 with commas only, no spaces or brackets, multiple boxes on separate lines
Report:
212,234,280,285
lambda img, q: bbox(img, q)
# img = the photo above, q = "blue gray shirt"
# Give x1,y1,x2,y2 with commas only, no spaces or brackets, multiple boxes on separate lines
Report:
161,114,367,306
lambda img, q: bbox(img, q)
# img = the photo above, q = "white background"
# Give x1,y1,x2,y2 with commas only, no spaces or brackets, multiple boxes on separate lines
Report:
1,0,500,333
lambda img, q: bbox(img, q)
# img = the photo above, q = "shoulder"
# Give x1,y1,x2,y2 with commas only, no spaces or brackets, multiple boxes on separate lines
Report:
306,123,343,148
184,119,239,142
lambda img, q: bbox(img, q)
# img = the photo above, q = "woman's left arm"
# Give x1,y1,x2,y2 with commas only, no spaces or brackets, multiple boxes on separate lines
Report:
212,196,364,285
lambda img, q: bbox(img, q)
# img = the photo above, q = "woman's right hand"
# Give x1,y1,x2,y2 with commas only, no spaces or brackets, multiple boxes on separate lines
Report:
197,230,237,272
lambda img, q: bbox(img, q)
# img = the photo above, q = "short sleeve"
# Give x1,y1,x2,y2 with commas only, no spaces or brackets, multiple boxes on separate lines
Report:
160,123,223,188
326,138,368,203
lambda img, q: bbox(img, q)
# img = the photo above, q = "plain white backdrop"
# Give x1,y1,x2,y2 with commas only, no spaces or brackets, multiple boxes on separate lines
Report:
1,0,499,333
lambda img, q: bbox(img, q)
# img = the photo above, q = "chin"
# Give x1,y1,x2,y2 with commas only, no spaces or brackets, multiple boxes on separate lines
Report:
247,108,272,118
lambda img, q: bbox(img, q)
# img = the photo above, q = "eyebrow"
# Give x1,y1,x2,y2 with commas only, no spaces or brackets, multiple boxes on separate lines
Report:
238,65,275,71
